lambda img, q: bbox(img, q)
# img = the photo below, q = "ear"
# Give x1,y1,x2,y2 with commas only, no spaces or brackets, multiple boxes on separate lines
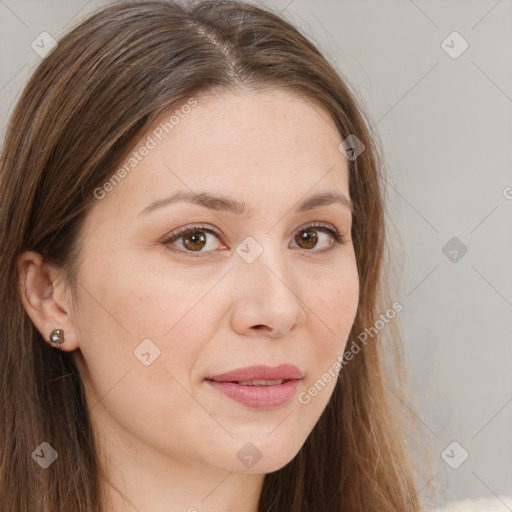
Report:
17,250,80,351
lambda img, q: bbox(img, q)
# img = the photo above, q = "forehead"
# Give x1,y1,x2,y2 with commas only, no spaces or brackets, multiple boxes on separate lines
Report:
92,87,350,220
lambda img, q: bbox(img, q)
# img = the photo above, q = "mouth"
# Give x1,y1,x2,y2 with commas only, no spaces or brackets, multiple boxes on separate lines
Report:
205,365,303,410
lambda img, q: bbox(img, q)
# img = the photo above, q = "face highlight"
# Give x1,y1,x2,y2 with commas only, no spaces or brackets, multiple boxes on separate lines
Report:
69,87,359,477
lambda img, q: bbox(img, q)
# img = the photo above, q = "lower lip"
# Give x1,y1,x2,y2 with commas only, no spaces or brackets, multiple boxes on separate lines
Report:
206,379,301,410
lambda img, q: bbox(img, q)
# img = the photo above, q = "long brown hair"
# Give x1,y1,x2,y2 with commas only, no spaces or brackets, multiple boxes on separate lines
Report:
0,1,434,510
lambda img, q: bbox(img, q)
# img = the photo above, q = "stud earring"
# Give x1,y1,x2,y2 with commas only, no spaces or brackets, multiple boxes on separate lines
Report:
49,329,65,349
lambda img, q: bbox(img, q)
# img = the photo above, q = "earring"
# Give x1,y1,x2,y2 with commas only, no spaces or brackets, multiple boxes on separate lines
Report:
49,329,65,349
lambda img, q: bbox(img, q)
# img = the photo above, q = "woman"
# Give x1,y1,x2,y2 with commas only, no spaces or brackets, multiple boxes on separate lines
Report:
0,0,433,510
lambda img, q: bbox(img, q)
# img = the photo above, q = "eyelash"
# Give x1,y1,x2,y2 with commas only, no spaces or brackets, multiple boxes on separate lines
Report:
162,222,346,258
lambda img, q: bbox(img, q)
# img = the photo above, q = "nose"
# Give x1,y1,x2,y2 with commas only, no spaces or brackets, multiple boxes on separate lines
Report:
229,241,307,338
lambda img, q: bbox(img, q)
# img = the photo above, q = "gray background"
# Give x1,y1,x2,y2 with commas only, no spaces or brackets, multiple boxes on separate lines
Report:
1,0,511,508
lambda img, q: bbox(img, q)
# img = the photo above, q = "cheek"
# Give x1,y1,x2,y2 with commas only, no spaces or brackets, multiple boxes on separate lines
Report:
299,264,359,401
71,261,224,456
73,256,226,388
310,265,359,348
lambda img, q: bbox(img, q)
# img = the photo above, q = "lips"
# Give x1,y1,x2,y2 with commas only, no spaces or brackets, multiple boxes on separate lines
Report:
205,364,303,410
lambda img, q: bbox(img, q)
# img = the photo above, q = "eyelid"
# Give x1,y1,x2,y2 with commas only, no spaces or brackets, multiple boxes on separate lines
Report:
166,223,222,239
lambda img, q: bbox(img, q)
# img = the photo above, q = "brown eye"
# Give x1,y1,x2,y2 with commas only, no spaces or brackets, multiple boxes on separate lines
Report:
291,225,344,253
181,230,207,252
295,229,318,249
163,225,224,257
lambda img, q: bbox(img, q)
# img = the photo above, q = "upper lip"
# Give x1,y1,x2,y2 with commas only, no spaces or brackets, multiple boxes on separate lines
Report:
206,364,303,382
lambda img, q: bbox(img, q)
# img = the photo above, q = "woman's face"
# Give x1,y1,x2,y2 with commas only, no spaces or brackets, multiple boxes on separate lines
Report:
70,87,359,474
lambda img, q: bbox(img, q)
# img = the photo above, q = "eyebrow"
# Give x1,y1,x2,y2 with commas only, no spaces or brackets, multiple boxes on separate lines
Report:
138,190,354,217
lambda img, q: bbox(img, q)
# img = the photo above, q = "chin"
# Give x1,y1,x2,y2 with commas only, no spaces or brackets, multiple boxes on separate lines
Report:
217,433,305,474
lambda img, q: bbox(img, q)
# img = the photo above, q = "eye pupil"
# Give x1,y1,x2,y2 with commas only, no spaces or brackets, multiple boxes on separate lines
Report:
297,229,318,249
183,231,207,251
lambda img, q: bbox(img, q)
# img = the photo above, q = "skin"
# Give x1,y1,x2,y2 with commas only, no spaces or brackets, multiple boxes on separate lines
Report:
18,87,359,512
